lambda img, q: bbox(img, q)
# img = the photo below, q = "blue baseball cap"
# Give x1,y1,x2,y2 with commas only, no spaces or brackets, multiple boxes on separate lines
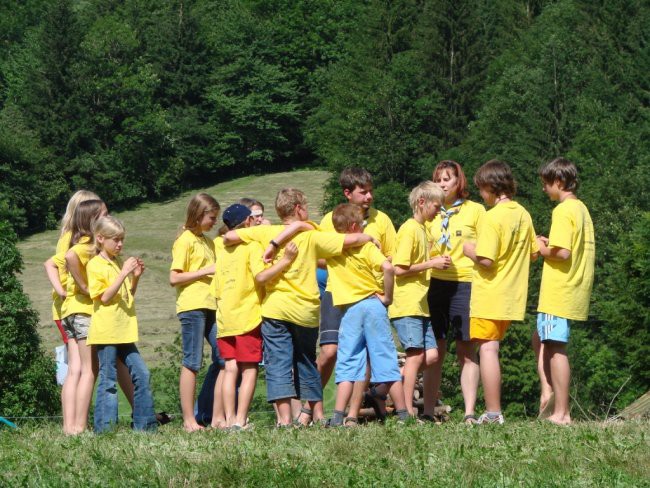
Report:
222,204,252,229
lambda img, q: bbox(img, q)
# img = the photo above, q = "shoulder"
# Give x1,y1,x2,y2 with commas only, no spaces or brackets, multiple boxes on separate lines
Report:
87,255,105,273
370,208,394,226
463,200,486,215
174,230,195,246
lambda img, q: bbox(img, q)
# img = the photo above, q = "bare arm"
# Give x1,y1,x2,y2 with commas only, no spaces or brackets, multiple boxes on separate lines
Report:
44,258,66,299
393,255,452,277
100,257,139,304
375,261,394,306
222,231,243,246
255,242,299,285
130,258,145,296
169,263,215,287
65,249,88,295
263,221,316,262
463,242,493,268
342,233,380,249
536,236,569,261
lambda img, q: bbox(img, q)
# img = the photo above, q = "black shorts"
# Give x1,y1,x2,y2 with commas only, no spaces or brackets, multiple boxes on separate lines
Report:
427,278,471,342
319,291,344,345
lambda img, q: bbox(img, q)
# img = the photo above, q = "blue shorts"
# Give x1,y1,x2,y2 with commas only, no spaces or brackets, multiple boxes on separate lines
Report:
537,313,570,343
391,316,437,351
178,309,220,372
319,290,344,345
427,278,471,341
335,296,402,384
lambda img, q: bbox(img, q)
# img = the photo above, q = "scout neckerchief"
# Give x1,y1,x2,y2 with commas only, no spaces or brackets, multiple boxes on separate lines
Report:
437,199,464,250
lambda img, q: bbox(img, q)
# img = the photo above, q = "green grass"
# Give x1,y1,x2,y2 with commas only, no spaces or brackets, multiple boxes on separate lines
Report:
1,420,648,487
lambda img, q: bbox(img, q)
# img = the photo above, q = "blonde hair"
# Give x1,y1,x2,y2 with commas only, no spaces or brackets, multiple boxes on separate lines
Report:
332,204,364,233
60,190,100,236
275,188,307,220
182,193,220,235
408,181,444,213
70,199,105,245
93,216,125,254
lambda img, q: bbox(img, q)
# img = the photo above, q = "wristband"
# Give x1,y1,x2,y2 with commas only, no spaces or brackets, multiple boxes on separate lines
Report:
270,239,279,248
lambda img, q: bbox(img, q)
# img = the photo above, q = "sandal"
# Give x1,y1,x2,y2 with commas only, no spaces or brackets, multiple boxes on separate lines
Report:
419,414,441,425
464,414,479,425
363,386,387,422
343,417,359,428
156,412,172,426
293,407,313,428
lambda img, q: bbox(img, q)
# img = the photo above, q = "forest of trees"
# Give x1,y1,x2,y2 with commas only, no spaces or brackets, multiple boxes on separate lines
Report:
0,0,647,417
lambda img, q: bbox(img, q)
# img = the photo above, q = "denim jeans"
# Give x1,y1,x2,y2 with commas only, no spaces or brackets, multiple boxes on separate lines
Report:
94,343,157,433
261,318,321,402
179,309,223,425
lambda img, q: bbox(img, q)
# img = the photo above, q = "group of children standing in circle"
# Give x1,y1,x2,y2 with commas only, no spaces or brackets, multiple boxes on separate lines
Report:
45,157,594,434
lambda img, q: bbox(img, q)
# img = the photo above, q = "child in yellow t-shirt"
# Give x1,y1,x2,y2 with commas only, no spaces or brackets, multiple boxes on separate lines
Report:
388,181,450,418
463,160,539,424
534,157,595,425
87,216,156,433
210,204,298,430
170,193,222,432
222,188,378,426
325,204,409,426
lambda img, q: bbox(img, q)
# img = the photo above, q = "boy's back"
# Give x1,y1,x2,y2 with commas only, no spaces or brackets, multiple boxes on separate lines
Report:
235,225,344,327
538,198,595,320
326,242,386,307
470,201,538,321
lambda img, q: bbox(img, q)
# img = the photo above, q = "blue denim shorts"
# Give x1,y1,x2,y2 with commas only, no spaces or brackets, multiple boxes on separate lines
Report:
392,315,437,351
178,309,217,372
336,296,401,384
319,290,344,345
537,313,570,343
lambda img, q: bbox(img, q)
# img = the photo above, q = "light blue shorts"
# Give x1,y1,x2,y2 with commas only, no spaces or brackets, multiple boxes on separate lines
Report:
537,313,570,343
335,296,401,384
391,316,437,351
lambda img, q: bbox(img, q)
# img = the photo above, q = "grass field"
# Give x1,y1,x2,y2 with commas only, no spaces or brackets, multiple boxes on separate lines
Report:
1,419,648,487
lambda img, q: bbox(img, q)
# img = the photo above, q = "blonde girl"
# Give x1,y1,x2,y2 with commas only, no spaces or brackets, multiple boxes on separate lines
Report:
87,216,156,433
170,193,222,432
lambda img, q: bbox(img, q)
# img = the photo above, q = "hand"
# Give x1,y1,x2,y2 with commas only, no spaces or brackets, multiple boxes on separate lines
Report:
263,244,277,263
133,258,145,277
282,242,299,263
430,255,451,270
370,237,381,249
57,289,67,300
260,218,272,225
203,263,216,276
375,293,392,307
122,257,139,275
536,235,549,247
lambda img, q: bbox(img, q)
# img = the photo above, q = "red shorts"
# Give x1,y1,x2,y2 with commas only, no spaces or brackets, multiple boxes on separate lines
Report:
217,326,262,363
55,319,68,344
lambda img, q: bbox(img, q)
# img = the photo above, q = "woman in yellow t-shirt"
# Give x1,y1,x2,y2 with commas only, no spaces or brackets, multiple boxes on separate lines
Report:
170,193,221,432
427,160,485,424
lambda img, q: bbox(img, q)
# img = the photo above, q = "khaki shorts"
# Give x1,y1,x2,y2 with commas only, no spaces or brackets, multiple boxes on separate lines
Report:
470,317,511,341
62,313,91,340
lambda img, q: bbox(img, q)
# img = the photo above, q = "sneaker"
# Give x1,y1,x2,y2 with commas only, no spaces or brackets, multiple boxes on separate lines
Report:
477,413,504,425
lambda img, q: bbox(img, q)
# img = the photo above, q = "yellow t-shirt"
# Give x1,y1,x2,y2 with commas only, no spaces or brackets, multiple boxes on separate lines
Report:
211,238,266,337
86,255,138,344
326,242,387,307
61,237,95,318
426,200,486,282
170,230,216,313
388,218,430,319
537,199,595,320
470,201,539,321
236,225,345,327
51,231,72,321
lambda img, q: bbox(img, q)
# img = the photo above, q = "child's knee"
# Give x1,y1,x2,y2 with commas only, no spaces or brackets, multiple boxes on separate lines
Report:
424,348,439,367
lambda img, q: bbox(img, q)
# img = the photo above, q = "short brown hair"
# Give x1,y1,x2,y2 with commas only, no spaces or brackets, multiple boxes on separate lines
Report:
539,157,579,193
275,188,307,220
332,203,364,233
474,160,516,198
339,167,373,192
408,181,444,213
432,160,469,199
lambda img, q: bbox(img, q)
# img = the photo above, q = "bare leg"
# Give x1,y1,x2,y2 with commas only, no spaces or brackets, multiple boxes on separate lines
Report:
533,331,554,414
276,398,293,426
403,349,425,416
62,339,81,435
423,341,445,417
546,342,571,425
387,381,406,411
74,339,97,433
456,340,479,416
220,359,238,427
333,381,354,412
235,363,258,426
478,340,501,413
212,368,225,427
179,366,203,432
347,364,371,419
